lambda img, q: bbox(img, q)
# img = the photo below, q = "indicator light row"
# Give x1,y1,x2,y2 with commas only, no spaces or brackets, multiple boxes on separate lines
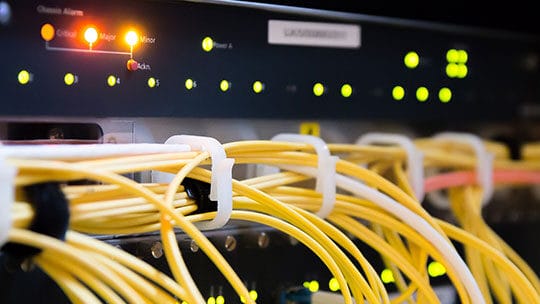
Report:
17,70,453,102
404,49,469,68
180,267,446,304
381,261,446,284
392,85,452,103
404,49,469,79
40,23,140,47
178,289,257,304
16,70,354,97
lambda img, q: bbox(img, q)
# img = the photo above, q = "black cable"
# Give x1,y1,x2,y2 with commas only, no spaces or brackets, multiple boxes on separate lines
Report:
181,177,217,214
0,182,70,272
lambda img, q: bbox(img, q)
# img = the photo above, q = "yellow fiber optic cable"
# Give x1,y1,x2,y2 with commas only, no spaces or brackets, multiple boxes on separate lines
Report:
8,229,147,304
10,159,255,304
6,138,540,304
37,256,103,304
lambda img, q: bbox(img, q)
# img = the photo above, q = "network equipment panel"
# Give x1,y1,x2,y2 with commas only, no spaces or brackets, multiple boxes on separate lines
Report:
1,0,539,121
1,1,540,304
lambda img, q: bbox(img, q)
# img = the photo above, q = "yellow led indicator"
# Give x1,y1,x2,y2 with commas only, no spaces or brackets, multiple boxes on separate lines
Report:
438,87,452,103
207,297,216,304
381,269,395,284
308,280,319,292
416,87,429,102
303,281,310,288
184,78,195,90
148,77,157,88
240,296,246,304
107,75,117,87
216,295,225,304
64,73,76,86
17,70,31,85
457,50,468,63
404,51,420,69
299,122,320,137
125,30,139,46
84,27,98,44
252,81,264,93
41,23,55,42
446,49,459,63
202,37,214,52
220,80,230,92
340,84,353,98
392,86,405,101
428,261,447,277
446,63,459,78
329,277,340,292
313,83,325,96
457,64,468,78
249,290,258,301
185,78,195,90
181,301,188,304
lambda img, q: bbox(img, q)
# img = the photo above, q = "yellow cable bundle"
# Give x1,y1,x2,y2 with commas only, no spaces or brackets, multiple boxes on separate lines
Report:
338,138,540,303
4,137,540,304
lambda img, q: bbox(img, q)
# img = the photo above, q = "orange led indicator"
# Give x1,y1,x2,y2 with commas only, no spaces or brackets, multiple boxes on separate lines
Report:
40,23,55,41
127,59,138,71
125,30,139,46
84,27,98,44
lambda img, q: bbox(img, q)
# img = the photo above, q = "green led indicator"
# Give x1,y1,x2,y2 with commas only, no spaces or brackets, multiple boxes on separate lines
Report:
308,280,319,292
381,269,395,284
404,51,420,69
249,290,258,301
252,81,264,93
107,75,117,87
428,261,447,277
216,296,225,304
446,49,459,63
416,86,429,102
392,86,405,101
438,87,452,103
18,70,31,85
64,73,76,86
457,50,468,63
202,37,214,52
313,83,325,96
147,77,157,88
340,84,353,98
185,78,194,90
329,277,340,292
446,63,459,78
220,80,230,92
457,64,468,78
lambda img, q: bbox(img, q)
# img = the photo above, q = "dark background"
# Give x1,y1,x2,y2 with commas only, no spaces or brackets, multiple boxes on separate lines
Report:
239,0,540,35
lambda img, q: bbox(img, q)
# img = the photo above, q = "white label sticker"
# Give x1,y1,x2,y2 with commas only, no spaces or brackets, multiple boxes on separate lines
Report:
268,20,361,49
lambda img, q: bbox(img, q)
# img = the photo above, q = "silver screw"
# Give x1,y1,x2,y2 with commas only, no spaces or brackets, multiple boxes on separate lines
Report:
224,235,237,252
190,239,199,252
20,259,35,272
257,232,270,248
151,242,163,259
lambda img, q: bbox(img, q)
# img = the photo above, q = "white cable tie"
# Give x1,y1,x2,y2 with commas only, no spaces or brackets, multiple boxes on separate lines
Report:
356,132,425,202
0,148,18,247
165,135,234,230
432,132,494,207
271,133,337,218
